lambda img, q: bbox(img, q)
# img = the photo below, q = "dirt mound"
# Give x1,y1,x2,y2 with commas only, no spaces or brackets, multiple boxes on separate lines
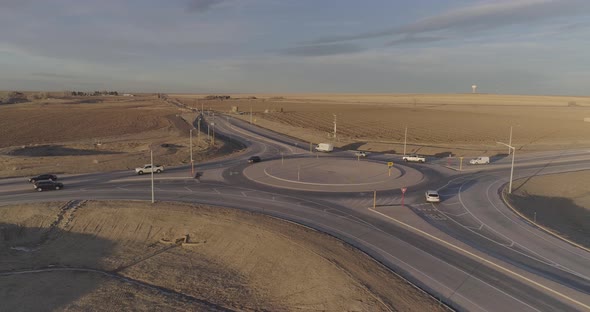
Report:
0,201,445,311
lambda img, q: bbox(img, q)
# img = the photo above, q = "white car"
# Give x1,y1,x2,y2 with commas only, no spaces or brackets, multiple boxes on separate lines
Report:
425,190,440,203
135,164,164,175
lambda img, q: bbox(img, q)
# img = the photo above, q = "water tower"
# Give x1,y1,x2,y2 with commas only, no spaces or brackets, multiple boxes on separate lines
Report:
472,85,477,94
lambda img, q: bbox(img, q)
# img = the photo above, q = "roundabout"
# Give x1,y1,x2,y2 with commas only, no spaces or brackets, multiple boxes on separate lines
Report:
242,157,424,192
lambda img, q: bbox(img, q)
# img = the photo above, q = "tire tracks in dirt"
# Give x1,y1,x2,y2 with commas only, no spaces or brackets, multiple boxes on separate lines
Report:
0,266,233,311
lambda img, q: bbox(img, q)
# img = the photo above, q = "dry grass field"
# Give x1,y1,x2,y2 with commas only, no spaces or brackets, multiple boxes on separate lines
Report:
508,170,590,248
0,95,221,178
0,201,445,311
174,93,590,156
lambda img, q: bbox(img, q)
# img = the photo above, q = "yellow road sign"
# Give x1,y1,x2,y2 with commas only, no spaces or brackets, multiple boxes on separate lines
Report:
387,162,394,168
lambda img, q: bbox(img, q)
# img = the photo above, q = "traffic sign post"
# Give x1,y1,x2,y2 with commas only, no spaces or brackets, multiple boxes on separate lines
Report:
387,162,394,177
401,187,407,207
459,157,463,171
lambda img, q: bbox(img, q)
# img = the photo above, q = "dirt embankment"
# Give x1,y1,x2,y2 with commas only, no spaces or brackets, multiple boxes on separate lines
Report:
507,170,590,248
0,201,446,311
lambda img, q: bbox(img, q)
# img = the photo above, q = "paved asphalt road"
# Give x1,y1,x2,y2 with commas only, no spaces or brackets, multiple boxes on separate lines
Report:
1,114,589,311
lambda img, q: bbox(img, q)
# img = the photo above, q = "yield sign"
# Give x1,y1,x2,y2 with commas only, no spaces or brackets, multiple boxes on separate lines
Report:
401,187,407,194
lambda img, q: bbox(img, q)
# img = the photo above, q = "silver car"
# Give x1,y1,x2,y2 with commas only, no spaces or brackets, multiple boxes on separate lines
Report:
425,190,440,203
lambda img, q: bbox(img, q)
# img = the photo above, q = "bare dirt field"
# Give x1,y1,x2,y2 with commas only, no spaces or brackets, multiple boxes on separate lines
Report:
0,95,231,178
0,201,445,311
507,170,590,249
173,93,590,157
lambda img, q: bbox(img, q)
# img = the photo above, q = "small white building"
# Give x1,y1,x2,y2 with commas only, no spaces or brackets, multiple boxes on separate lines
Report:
123,93,134,97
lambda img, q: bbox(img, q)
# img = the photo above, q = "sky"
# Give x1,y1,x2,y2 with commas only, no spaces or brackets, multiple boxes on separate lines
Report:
1,0,590,95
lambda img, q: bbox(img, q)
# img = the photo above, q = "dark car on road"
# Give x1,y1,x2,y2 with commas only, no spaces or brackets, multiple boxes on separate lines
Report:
33,180,64,192
28,174,58,183
248,156,261,163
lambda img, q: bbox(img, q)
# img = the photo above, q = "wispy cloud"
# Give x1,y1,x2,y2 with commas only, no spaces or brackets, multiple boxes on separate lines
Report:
186,0,230,12
311,0,590,44
386,35,448,46
30,72,79,79
279,43,365,57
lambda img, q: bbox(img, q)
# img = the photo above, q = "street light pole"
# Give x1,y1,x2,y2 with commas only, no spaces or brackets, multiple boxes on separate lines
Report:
190,129,194,176
497,141,516,194
150,149,154,203
403,126,408,156
197,118,201,144
333,114,337,141
508,126,513,155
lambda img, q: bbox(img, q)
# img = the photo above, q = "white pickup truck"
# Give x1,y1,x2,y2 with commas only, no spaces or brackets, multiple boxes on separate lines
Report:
135,164,164,175
402,154,426,163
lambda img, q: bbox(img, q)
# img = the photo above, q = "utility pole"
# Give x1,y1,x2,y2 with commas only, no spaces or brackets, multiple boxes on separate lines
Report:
250,105,253,124
150,149,154,204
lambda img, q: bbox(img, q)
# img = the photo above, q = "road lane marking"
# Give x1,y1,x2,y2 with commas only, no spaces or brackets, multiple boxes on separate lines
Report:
369,208,590,311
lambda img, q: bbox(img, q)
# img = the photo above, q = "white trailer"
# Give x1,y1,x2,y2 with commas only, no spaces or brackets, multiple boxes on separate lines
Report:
315,143,334,152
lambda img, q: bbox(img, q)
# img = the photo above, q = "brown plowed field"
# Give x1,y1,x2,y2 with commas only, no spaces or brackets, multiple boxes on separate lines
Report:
0,96,220,178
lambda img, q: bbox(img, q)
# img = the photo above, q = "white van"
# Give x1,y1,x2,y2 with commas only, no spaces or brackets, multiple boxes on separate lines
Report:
469,156,490,165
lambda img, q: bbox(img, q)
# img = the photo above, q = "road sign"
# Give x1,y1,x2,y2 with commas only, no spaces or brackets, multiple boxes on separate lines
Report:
387,162,394,168
401,187,407,194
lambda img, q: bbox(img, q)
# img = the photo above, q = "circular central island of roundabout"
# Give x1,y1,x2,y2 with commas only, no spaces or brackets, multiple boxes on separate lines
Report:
243,157,424,192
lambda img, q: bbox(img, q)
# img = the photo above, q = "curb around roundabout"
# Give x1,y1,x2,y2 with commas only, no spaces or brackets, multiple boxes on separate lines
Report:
242,157,424,192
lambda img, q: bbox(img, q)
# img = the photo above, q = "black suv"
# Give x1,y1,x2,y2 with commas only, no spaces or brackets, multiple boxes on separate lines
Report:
29,174,58,183
248,156,261,163
34,180,64,192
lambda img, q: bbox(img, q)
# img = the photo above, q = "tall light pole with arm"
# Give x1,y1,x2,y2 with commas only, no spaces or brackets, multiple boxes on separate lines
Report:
333,114,337,141
189,129,194,176
497,142,516,193
403,126,408,156
508,126,513,155
150,149,155,203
